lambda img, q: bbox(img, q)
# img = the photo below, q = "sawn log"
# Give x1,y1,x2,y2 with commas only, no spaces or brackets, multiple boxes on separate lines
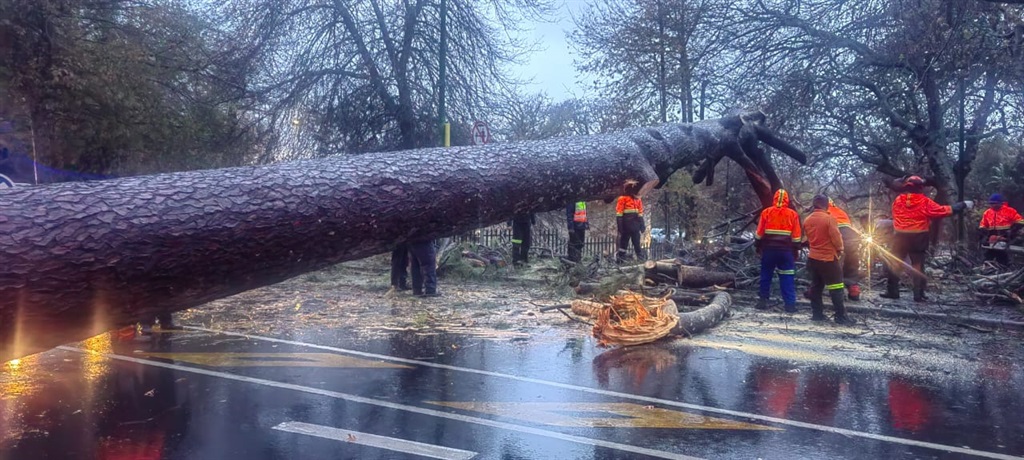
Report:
0,112,804,360
672,292,732,337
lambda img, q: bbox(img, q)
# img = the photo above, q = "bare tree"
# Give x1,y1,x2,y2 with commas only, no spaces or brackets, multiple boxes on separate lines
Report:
220,0,553,157
570,0,729,124
723,0,1024,203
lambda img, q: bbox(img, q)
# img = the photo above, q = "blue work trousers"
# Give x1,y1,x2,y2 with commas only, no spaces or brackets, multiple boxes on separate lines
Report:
760,248,796,308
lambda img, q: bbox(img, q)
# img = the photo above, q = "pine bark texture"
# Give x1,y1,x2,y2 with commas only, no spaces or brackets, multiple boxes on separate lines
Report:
0,112,803,360
672,292,731,337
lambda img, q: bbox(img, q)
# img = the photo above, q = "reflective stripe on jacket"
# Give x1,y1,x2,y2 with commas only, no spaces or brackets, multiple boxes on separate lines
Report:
891,193,952,233
756,190,802,249
616,196,643,216
979,205,1024,231
803,209,844,262
827,200,853,228
566,202,589,231
573,202,587,222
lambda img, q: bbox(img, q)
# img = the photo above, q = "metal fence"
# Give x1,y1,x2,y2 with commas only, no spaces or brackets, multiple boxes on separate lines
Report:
456,228,670,261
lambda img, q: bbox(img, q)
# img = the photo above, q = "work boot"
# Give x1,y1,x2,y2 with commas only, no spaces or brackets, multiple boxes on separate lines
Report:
413,289,424,297
755,298,769,310
829,289,848,321
879,285,900,300
783,304,798,314
847,284,861,301
834,315,857,326
811,312,827,321
424,290,440,297
397,283,411,291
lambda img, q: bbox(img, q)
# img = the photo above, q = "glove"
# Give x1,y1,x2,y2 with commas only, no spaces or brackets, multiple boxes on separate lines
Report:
951,202,967,213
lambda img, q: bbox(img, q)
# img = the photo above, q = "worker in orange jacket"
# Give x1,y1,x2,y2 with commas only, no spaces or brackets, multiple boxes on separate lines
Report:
616,180,645,263
827,199,862,300
978,193,1024,264
805,195,853,324
755,189,802,312
882,176,972,301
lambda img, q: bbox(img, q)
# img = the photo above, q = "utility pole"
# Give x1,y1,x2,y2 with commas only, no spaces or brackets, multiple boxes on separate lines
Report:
438,0,449,147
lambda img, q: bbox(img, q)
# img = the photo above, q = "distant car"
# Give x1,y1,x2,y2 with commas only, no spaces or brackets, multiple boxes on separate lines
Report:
649,228,677,242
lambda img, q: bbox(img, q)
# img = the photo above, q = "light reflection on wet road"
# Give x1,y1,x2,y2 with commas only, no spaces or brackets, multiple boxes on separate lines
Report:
1,325,1022,460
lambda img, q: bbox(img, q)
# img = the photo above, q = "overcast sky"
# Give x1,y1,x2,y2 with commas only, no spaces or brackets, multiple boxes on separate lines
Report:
511,1,591,101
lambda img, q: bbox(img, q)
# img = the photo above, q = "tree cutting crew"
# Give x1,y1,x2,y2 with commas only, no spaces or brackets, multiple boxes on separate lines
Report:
882,176,971,302
804,195,854,325
827,198,862,301
755,189,802,312
978,193,1023,265
566,201,589,263
616,180,646,263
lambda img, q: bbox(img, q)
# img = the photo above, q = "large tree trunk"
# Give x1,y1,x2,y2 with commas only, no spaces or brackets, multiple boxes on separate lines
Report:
0,112,805,360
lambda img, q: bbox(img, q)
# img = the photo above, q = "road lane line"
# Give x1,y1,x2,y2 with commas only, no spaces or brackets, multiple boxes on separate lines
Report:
273,421,478,460
182,326,1023,460
58,346,702,460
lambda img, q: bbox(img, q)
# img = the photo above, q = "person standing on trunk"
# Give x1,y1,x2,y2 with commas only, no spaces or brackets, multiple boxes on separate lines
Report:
616,180,645,263
827,199,862,301
566,201,589,263
805,195,854,325
755,189,802,312
882,176,971,302
510,213,535,266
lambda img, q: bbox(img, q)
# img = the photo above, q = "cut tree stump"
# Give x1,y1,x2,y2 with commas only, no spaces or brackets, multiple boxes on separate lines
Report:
0,112,805,360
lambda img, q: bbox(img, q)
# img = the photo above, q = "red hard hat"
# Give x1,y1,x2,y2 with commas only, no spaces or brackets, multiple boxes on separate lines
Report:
904,175,925,186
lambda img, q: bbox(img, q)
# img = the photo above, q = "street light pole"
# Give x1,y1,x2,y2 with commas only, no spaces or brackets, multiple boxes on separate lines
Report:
438,0,449,147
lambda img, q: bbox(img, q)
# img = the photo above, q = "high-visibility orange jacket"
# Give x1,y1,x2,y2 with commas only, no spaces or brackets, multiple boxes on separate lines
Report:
979,205,1024,232
803,209,844,262
756,190,802,249
891,193,951,233
827,200,853,228
616,196,643,217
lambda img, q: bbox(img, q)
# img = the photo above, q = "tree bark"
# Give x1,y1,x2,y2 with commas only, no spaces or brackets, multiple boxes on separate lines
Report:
671,291,731,337
0,112,805,360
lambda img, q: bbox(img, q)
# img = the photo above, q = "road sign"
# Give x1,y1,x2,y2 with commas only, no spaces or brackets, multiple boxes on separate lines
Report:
471,121,491,145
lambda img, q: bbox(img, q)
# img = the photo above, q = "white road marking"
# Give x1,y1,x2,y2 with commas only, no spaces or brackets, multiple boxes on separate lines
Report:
273,421,477,460
183,326,1024,460
59,346,702,460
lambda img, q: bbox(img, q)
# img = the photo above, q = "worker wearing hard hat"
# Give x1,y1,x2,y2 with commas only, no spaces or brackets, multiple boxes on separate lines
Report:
978,193,1024,265
882,176,973,302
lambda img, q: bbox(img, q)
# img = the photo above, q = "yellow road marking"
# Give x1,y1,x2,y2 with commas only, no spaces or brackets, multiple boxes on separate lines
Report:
137,352,410,369
426,402,778,430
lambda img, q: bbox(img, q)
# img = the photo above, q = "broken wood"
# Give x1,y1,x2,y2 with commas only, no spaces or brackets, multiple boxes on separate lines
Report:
643,259,735,288
672,292,732,337
0,112,806,361
678,265,736,288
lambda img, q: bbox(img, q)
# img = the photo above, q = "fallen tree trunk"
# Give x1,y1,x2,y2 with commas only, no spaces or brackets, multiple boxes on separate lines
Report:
0,112,805,360
672,292,732,337
644,260,734,288
678,265,736,288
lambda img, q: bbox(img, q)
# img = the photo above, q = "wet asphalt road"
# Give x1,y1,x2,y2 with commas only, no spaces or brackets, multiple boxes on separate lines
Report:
1,325,1022,460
